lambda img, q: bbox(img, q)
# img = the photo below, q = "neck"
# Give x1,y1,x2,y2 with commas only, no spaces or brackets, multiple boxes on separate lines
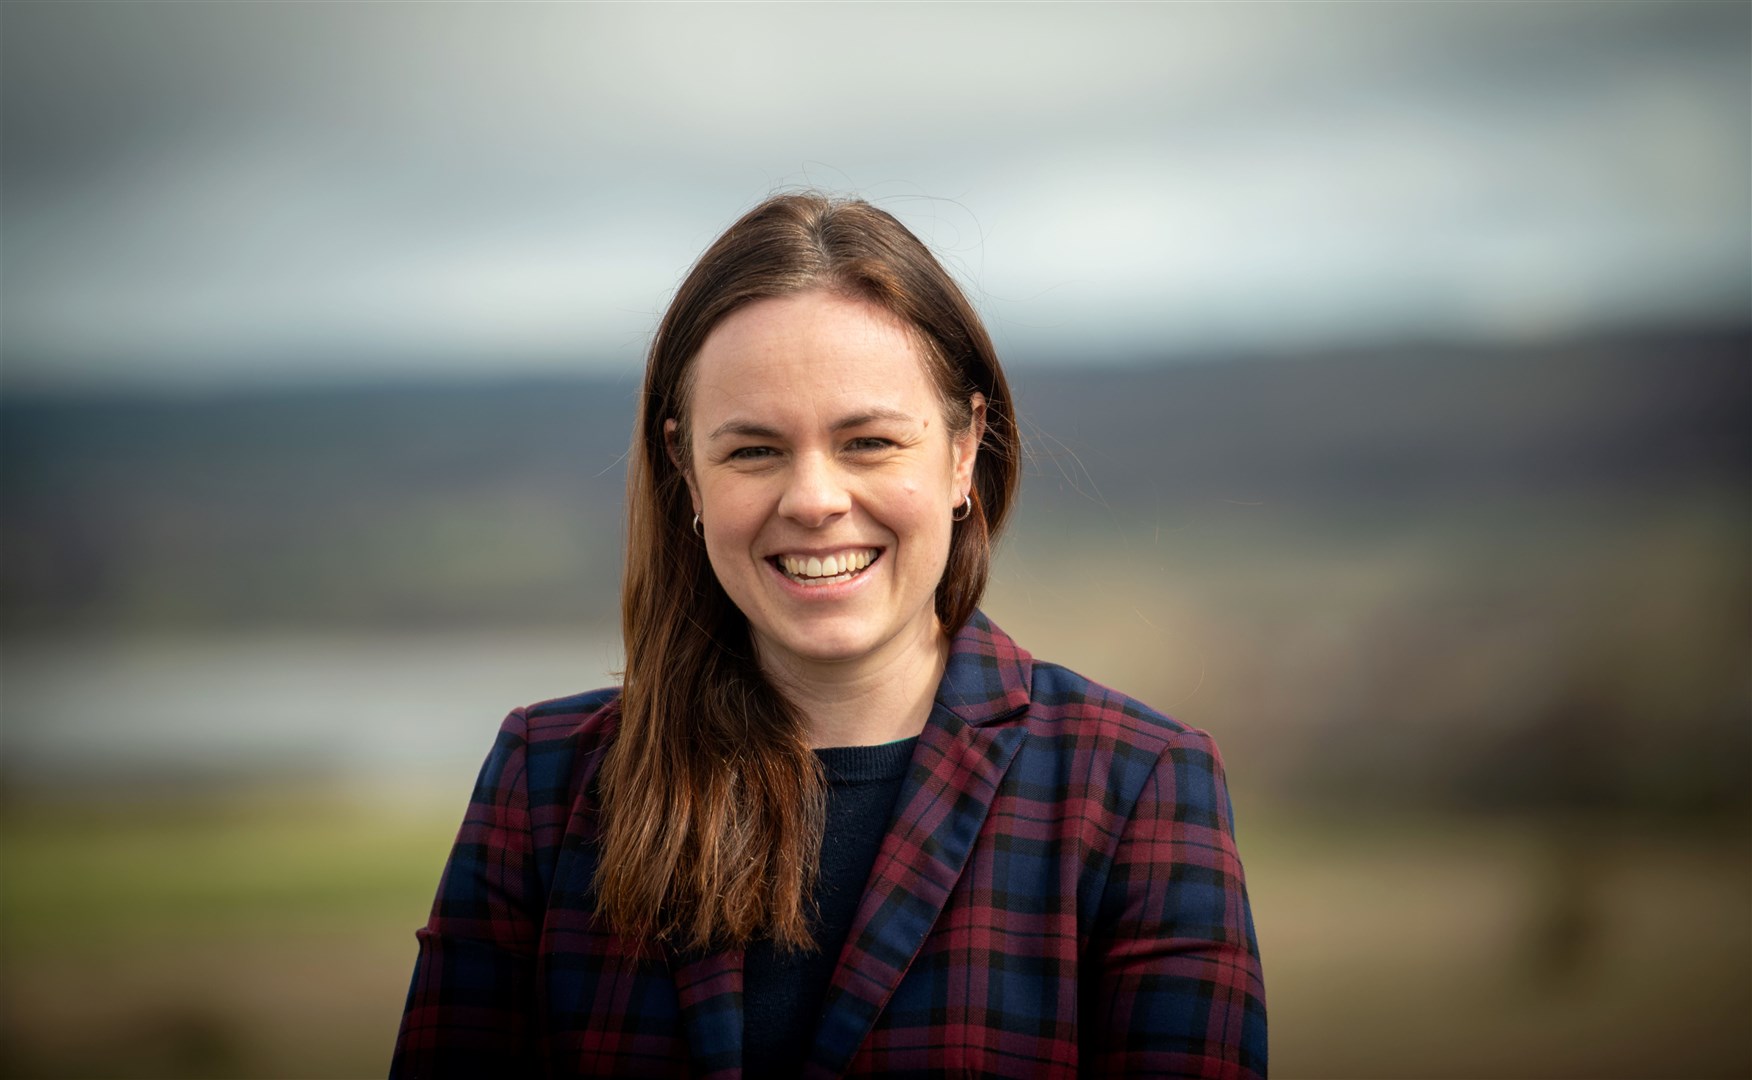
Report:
760,618,949,749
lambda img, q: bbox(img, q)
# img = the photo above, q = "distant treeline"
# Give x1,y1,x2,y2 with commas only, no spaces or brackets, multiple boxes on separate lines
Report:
1005,325,1749,512
4,326,1746,633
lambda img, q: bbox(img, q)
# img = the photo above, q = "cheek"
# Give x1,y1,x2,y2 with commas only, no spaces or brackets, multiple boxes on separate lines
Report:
883,465,956,520
698,478,767,540
886,487,951,547
874,473,934,516
895,449,957,501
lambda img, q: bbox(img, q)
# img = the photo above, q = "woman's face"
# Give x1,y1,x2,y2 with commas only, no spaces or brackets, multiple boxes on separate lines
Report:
674,290,982,681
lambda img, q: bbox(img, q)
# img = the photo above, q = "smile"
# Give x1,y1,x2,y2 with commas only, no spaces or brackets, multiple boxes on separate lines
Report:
772,548,881,586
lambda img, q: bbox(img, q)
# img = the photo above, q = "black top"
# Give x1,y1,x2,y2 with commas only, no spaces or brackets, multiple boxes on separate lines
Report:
742,736,918,1078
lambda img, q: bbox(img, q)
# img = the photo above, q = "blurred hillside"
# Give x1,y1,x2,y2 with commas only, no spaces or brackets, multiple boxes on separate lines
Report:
1008,327,1748,514
3,374,642,633
5,327,1745,632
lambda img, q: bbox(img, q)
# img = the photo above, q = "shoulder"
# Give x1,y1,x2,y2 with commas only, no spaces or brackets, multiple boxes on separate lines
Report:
1019,659,1232,825
1024,659,1211,757
477,686,622,810
954,612,1228,793
520,685,622,745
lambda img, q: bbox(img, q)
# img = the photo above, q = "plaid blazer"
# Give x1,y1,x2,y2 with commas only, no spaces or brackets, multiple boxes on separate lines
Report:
392,612,1267,1078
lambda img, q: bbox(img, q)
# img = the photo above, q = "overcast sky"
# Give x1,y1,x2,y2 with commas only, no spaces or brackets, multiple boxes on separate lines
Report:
3,1,1747,392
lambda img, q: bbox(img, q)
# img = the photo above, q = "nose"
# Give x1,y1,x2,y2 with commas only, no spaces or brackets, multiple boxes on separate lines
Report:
778,451,852,528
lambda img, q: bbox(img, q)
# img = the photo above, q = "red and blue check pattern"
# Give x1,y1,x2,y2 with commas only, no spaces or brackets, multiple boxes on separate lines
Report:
393,612,1267,1077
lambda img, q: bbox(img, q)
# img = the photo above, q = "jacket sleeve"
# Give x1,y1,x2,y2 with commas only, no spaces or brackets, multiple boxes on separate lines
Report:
1081,727,1268,1078
390,707,543,1078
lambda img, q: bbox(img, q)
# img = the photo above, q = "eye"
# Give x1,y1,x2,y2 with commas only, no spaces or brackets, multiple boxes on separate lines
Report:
845,437,894,452
728,445,777,461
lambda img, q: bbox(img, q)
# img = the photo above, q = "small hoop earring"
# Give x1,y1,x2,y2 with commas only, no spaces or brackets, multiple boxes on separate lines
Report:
951,493,973,522
692,514,704,538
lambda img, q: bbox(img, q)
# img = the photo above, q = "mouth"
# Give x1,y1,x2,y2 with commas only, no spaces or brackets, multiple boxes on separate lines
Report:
770,548,882,587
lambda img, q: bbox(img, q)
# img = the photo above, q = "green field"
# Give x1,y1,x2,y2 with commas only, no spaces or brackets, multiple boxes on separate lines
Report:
1,791,455,1078
3,792,1746,1078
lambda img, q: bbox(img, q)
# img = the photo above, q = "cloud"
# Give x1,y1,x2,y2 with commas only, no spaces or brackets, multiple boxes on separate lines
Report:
3,1,1746,389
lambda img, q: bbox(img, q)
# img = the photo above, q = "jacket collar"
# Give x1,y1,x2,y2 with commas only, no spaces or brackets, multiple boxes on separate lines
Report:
931,609,1036,729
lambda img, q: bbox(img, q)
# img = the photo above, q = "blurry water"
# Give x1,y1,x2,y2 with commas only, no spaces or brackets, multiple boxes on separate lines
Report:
2,631,622,791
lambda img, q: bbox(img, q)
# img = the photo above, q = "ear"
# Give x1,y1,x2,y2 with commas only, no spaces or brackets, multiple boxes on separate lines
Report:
950,392,986,503
664,418,702,512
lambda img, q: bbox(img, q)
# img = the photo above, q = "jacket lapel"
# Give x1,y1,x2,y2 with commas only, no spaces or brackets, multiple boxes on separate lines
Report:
804,612,1033,1076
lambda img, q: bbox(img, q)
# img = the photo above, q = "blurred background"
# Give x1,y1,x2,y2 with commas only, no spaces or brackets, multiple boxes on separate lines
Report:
3,3,1747,1077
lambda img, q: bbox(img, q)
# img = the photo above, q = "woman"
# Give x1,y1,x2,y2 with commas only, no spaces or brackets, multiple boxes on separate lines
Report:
392,193,1266,1078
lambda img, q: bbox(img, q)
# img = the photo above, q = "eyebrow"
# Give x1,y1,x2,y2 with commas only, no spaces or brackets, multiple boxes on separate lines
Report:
832,407,919,431
707,419,783,441
706,407,919,441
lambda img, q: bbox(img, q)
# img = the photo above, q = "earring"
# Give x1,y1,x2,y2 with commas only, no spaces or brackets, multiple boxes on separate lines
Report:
951,493,973,522
692,514,704,538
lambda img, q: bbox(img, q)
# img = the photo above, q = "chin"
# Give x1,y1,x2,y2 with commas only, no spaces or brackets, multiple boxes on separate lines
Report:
749,604,925,671
762,623,884,666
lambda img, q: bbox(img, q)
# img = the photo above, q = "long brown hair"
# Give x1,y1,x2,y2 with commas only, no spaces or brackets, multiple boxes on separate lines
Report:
596,192,1019,951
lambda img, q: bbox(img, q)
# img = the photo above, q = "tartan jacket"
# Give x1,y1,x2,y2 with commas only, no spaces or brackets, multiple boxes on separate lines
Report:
392,612,1267,1078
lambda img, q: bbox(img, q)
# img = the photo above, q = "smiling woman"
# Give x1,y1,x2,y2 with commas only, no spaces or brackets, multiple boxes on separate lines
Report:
673,291,983,744
390,193,1267,1078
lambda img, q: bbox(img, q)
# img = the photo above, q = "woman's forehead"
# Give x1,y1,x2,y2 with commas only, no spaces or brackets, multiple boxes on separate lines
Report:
698,291,919,365
686,292,940,429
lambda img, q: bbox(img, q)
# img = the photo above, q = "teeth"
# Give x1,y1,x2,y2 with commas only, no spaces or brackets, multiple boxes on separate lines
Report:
779,549,876,580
